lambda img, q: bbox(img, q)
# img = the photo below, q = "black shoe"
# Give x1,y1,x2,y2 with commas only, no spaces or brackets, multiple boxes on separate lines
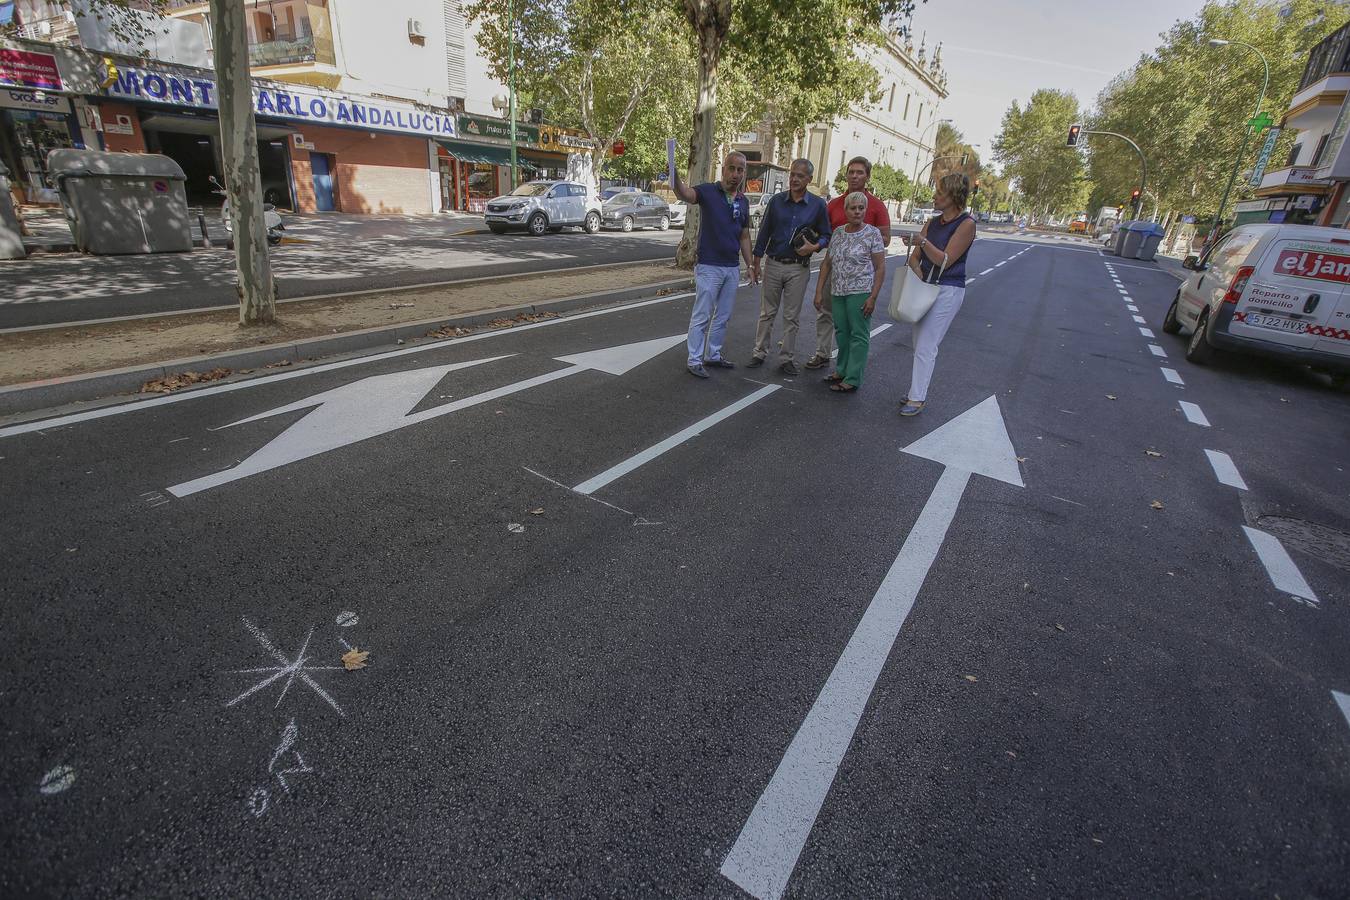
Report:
779,361,801,376
706,357,736,369
687,364,709,379
746,356,765,368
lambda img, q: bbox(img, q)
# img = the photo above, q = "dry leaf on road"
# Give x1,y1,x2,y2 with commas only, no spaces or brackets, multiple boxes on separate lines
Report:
507,523,525,533
963,674,978,683
1106,394,1118,400
1150,500,1165,510
1145,449,1163,457
342,648,370,671
528,508,545,516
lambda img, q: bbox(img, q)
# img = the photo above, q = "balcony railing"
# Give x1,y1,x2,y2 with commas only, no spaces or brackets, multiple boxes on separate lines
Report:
250,34,317,67
1299,20,1350,92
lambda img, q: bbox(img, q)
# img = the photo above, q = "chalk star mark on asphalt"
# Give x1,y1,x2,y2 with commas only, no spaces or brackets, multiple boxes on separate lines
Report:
225,617,346,716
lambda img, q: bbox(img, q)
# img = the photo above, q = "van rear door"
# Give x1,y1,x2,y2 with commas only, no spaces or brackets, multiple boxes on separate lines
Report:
1229,237,1350,351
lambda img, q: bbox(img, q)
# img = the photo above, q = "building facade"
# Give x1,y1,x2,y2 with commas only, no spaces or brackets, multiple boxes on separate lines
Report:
2,0,592,215
732,30,948,198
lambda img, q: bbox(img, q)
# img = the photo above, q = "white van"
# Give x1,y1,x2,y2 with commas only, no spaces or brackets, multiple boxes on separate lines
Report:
1164,223,1350,378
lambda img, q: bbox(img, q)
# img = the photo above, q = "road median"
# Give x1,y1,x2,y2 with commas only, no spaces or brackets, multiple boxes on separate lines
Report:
0,261,691,418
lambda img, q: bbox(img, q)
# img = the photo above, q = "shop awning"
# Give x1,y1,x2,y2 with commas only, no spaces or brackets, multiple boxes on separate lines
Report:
436,139,535,169
520,148,568,168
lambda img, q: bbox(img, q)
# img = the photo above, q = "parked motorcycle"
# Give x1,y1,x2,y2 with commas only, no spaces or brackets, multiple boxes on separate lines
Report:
209,175,285,245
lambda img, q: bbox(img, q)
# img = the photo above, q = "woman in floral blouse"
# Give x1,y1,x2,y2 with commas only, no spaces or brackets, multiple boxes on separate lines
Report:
812,191,887,392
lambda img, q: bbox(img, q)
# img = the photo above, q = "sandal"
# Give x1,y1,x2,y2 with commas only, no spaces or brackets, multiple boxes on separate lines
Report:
830,382,857,393
823,373,844,383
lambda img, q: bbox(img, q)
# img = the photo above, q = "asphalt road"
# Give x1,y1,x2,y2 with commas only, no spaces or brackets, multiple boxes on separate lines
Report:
0,222,682,330
3,234,1348,897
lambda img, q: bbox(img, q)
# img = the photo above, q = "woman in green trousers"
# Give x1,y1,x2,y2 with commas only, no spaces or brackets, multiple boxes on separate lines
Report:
813,191,887,392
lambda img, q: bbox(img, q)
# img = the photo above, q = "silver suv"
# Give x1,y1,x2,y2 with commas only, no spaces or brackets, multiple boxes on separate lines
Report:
485,180,602,236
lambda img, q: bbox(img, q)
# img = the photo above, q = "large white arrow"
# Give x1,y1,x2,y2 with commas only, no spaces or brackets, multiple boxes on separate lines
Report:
721,396,1024,900
168,334,685,497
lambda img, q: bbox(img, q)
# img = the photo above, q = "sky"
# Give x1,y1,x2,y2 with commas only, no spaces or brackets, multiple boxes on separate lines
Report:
906,0,1210,168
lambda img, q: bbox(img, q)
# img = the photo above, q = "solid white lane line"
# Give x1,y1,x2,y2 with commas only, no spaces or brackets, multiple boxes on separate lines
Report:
0,290,697,439
1148,344,1167,357
1333,691,1350,732
1132,315,1147,324
1161,367,1184,384
573,385,781,495
1242,527,1319,602
1179,401,1210,426
830,323,892,359
1204,449,1249,490
1139,327,1156,338
979,268,994,276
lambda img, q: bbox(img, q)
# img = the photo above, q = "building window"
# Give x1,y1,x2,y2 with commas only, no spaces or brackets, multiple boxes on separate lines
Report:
918,102,924,124
1312,133,1331,167
888,84,896,112
1286,143,1303,167
904,93,911,119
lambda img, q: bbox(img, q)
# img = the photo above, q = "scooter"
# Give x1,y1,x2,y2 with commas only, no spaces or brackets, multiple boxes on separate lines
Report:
209,175,285,245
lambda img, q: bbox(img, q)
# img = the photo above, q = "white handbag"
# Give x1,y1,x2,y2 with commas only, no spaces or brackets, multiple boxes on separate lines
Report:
889,252,947,324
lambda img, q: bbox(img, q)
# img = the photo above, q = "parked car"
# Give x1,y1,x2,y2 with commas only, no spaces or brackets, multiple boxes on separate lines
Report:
667,199,688,226
1164,223,1350,379
906,207,936,224
484,180,602,236
601,192,672,231
745,192,768,228
599,185,641,201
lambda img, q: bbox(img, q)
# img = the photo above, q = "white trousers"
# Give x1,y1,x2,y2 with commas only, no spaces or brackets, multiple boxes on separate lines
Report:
908,284,965,402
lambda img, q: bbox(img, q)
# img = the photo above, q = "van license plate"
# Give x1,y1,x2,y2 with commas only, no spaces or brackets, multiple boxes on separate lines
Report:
1243,313,1308,334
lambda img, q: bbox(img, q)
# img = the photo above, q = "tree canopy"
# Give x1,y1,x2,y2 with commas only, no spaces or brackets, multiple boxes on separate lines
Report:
993,88,1087,218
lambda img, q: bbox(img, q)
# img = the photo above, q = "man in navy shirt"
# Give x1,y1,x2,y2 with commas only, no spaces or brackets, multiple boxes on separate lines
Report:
672,152,753,378
748,159,831,375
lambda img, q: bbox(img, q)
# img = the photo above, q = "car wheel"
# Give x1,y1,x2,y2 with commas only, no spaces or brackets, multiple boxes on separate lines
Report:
488,224,507,234
621,215,634,233
1162,294,1182,334
1185,308,1217,365
583,211,601,234
658,215,670,231
527,212,548,236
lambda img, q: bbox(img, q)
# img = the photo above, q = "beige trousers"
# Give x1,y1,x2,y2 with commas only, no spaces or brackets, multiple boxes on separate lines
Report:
753,258,810,363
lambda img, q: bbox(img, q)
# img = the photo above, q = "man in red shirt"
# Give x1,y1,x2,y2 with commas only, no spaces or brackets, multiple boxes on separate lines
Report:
807,156,893,369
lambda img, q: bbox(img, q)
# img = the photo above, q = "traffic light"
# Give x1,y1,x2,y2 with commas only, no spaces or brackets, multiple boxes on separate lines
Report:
1067,124,1082,146
972,179,980,195
1130,188,1141,204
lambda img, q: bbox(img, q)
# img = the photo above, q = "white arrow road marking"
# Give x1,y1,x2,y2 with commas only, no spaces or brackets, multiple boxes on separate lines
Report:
168,335,684,497
573,384,781,495
721,396,1023,900
1242,526,1318,603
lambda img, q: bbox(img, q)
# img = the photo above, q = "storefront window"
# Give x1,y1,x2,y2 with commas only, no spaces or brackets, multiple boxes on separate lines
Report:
465,163,498,212
3,109,76,202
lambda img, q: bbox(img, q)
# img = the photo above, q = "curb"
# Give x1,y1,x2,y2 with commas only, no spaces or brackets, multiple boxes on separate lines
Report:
0,274,694,418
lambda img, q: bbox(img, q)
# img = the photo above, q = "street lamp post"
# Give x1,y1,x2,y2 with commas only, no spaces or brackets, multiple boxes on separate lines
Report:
909,151,972,212
1209,38,1270,238
909,117,952,209
507,0,518,190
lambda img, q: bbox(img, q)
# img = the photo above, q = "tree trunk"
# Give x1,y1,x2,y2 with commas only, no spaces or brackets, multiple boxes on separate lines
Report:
675,1,729,270
211,0,275,325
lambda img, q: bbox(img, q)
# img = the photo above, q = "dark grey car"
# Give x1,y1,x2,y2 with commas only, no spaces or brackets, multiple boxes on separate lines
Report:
601,192,672,232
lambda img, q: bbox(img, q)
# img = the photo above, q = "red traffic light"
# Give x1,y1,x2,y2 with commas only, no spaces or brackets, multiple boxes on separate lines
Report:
1130,189,1141,201
1067,124,1082,147
972,179,980,194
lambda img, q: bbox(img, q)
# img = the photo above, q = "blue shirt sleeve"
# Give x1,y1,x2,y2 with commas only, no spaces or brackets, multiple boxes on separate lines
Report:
693,182,712,209
752,195,775,258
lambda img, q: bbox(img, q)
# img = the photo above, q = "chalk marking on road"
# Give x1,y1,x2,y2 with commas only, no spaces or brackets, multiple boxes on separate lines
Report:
1148,344,1167,357
1242,526,1319,603
1179,401,1210,426
1139,327,1156,338
1161,367,1184,385
0,294,698,440
574,385,780,495
1132,315,1147,324
979,268,994,276
830,323,892,360
721,396,1022,900
227,619,346,716
39,765,76,795
1107,260,1172,272
166,336,684,496
1333,691,1350,733
1204,449,1249,490
1050,494,1088,508
139,490,171,508
522,465,649,521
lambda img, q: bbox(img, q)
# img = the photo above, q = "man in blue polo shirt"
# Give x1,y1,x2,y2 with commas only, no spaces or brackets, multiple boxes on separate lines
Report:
672,152,753,378
748,158,831,375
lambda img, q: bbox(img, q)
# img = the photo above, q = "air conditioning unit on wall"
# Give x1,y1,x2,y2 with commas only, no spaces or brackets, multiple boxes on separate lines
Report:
408,19,426,38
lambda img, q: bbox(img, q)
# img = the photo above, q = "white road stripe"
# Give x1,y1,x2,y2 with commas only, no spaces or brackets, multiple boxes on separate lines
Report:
1127,305,1139,311
1148,344,1167,357
573,385,781,495
1139,327,1155,338
1204,449,1249,490
831,323,892,359
1179,401,1210,426
995,261,1007,267
1161,367,1184,384
1333,691,1350,732
1132,315,1147,324
1242,527,1319,602
979,268,994,276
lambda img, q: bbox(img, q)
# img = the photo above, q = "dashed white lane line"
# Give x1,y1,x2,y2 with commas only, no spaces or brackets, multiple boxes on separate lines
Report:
1204,449,1249,490
1118,288,1130,295
1139,327,1156,338
995,261,1007,267
1148,344,1167,357
1161,367,1184,385
1179,401,1210,426
1132,315,1147,324
1333,691,1350,732
1127,304,1139,311
979,268,994,276
1242,526,1319,603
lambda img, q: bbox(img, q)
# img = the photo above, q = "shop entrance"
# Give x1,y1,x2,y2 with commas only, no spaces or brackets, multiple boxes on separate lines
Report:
140,113,296,210
0,103,82,204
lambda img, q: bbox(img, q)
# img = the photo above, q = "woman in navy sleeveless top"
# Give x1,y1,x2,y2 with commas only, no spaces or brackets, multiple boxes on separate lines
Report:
901,173,977,416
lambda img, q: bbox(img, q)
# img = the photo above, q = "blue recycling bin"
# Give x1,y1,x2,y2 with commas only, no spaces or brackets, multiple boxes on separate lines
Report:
1121,220,1164,259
